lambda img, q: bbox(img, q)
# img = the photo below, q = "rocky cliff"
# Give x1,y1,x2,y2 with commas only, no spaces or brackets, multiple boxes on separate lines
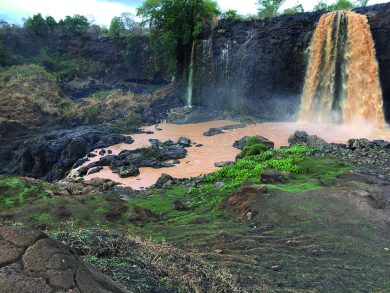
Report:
193,3,390,122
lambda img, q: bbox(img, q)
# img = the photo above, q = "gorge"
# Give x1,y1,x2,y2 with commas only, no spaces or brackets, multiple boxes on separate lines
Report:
1,2,390,292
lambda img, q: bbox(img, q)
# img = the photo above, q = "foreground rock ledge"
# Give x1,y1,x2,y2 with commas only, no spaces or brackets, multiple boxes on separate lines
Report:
0,226,127,293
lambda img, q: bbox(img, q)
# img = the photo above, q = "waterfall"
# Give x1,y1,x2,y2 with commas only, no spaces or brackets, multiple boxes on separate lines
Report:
222,42,229,76
186,42,195,107
299,11,385,127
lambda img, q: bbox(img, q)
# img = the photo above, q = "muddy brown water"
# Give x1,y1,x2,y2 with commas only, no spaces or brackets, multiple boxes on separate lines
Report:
80,120,390,189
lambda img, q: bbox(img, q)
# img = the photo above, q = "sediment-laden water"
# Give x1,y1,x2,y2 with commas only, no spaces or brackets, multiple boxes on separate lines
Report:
81,121,390,189
300,11,385,127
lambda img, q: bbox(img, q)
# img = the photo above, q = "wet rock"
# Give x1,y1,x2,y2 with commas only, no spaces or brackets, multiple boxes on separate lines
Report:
155,173,174,189
177,137,192,147
215,161,234,167
373,140,390,149
149,139,161,146
195,144,204,147
117,166,140,178
99,149,106,156
347,138,374,150
0,226,126,293
107,150,113,154
88,166,103,175
288,131,330,150
87,152,97,158
73,157,89,169
162,180,173,189
203,128,224,136
215,182,225,187
172,159,180,164
261,170,291,184
11,127,134,182
233,136,275,150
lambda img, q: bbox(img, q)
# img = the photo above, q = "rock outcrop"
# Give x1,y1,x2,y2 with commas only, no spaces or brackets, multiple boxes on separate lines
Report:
11,127,134,181
0,226,126,293
193,3,390,122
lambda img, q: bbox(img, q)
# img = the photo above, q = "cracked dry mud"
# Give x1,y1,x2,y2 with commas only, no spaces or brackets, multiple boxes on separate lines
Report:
0,226,127,293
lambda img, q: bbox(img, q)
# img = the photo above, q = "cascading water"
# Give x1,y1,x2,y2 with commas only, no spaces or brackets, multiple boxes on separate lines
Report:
186,42,195,107
299,11,385,127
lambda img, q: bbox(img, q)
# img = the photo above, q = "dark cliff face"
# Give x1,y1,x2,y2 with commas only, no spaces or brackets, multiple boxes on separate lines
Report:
0,29,170,97
355,4,390,123
193,4,390,122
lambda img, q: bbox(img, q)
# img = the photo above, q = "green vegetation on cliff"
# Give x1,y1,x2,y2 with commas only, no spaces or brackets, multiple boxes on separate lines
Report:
137,0,220,74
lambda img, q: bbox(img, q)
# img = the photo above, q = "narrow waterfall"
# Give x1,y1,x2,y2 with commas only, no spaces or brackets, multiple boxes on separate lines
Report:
299,11,385,127
186,42,195,107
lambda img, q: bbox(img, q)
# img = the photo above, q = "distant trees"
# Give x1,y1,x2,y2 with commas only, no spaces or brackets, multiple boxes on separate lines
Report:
137,0,220,75
283,3,304,14
313,0,370,11
25,13,48,37
24,14,90,38
221,9,242,20
258,0,287,19
108,13,143,43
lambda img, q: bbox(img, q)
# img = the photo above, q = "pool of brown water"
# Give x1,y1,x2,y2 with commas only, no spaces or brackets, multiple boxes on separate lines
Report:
80,120,390,189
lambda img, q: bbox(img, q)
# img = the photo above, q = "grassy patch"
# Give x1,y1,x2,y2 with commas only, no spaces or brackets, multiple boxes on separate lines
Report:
0,176,50,211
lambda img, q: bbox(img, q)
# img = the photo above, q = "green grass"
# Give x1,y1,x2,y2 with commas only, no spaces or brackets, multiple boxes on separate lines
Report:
0,176,50,210
207,144,308,189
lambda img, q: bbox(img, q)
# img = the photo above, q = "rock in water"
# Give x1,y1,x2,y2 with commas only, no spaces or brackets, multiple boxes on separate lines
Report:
0,226,126,293
203,128,224,136
233,136,275,150
177,137,192,147
117,166,140,178
215,161,234,167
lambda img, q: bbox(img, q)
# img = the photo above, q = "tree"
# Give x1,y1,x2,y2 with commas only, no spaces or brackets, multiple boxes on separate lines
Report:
313,0,363,11
283,3,304,14
329,0,355,10
45,16,57,31
108,16,126,41
25,13,48,37
221,9,241,20
313,1,329,11
258,0,287,19
58,15,90,36
137,0,219,75
355,0,369,6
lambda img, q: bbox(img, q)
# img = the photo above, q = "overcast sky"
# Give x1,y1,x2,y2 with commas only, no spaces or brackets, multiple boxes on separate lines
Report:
0,0,388,26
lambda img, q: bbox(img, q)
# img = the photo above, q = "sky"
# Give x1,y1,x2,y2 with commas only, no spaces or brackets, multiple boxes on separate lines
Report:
0,0,388,26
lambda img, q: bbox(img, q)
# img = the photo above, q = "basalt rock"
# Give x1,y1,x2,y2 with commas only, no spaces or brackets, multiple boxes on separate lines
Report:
0,226,126,293
233,136,275,150
155,173,174,189
78,142,188,179
288,130,330,150
11,127,134,182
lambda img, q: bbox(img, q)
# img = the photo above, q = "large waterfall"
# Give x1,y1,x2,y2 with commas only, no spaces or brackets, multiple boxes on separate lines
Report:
299,11,385,127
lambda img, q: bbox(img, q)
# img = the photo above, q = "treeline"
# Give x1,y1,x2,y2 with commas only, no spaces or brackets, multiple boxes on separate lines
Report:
226,0,371,20
0,0,375,81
